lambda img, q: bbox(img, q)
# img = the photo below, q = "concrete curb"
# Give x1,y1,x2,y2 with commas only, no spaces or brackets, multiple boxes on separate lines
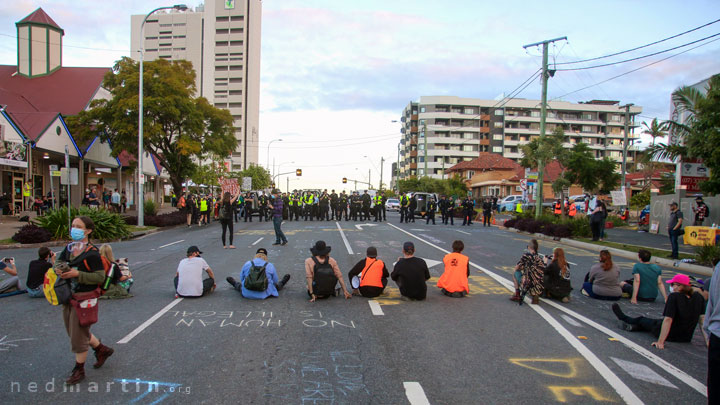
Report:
498,226,714,277
0,226,170,250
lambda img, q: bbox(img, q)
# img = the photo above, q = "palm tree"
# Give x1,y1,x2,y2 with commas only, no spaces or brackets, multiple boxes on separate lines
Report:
646,85,704,162
641,118,667,146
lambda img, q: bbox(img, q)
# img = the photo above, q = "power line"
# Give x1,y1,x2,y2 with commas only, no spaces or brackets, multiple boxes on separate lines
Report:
556,17,720,66
556,32,720,71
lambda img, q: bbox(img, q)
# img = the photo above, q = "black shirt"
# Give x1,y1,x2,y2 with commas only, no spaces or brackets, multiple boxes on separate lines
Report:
662,291,706,342
391,257,430,300
58,245,105,293
26,259,52,289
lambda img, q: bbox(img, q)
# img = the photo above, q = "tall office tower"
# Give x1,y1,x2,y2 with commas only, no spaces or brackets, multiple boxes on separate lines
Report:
131,0,261,171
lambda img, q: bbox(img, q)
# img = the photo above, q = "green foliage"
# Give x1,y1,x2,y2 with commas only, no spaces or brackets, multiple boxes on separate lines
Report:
561,143,621,194
67,57,236,197
144,200,158,216
191,156,229,189
606,215,628,227
397,176,467,197
12,224,52,244
235,164,271,190
36,207,131,241
695,243,720,267
629,190,650,209
511,211,591,238
659,173,675,195
641,118,667,146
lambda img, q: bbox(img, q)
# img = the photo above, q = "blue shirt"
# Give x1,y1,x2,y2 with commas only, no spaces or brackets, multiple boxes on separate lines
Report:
704,262,720,339
239,258,279,299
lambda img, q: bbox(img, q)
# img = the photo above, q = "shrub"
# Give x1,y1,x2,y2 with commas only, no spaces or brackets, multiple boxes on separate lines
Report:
36,207,131,241
695,244,720,267
560,217,592,238
503,218,517,228
124,210,185,227
12,224,52,244
144,200,158,216
525,219,545,235
606,215,627,227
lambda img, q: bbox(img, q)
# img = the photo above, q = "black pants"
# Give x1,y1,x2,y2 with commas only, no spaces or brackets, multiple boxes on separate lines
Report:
709,333,720,404
426,211,435,224
244,207,253,222
622,315,663,336
483,212,491,226
408,209,415,222
591,219,603,241
442,210,454,225
220,219,233,246
174,276,214,296
400,207,408,223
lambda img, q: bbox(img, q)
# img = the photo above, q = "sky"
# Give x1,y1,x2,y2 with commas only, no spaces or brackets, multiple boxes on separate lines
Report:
1,0,719,191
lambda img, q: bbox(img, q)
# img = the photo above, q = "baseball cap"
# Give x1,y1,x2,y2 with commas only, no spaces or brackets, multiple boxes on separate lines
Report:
669,201,678,207
666,274,691,286
403,241,414,252
366,247,377,258
187,246,203,255
256,248,268,255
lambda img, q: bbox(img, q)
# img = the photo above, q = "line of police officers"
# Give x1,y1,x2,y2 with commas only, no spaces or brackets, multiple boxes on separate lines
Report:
281,189,388,222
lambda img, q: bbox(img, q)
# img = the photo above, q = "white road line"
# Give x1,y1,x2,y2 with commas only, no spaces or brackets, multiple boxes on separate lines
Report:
336,221,354,255
117,298,184,344
611,357,678,389
158,239,185,249
561,314,583,327
403,382,431,405
252,237,264,246
457,230,471,235
368,300,384,316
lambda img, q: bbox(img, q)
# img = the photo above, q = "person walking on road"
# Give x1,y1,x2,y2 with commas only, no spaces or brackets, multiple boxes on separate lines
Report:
391,242,430,300
668,201,684,259
704,260,720,402
226,248,290,299
219,192,239,249
348,246,389,298
437,240,469,298
271,190,288,246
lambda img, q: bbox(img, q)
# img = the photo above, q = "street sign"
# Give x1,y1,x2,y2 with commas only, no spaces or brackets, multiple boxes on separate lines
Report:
520,179,528,190
60,168,79,185
242,176,252,191
139,174,145,185
610,190,627,206
49,164,59,171
50,170,61,177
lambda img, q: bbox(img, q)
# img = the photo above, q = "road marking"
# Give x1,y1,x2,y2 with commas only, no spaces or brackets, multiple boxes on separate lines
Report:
336,221,354,254
403,382,431,405
252,237,264,246
158,239,185,249
561,315,583,327
611,358,678,389
457,230,471,235
410,228,424,231
355,223,379,230
368,300,384,316
387,222,707,397
387,223,643,404
117,298,184,344
567,261,577,266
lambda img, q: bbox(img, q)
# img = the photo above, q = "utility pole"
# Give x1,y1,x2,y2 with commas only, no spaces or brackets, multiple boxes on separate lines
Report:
522,36,567,218
379,157,384,191
423,122,428,177
621,103,633,196
396,143,400,190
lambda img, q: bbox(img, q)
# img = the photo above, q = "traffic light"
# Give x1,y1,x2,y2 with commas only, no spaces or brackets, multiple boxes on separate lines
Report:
342,177,347,184
296,169,302,176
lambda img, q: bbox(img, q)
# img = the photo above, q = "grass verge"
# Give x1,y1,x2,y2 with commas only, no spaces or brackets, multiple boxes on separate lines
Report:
575,238,696,261
0,238,16,244
128,225,158,233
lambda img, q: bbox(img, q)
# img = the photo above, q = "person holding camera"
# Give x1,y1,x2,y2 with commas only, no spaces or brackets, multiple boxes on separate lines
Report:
0,256,20,294
26,247,55,298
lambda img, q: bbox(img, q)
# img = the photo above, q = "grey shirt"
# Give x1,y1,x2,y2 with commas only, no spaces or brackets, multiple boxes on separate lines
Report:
704,263,720,339
668,209,683,231
588,263,622,297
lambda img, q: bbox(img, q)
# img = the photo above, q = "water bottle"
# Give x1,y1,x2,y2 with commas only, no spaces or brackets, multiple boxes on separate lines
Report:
101,265,114,290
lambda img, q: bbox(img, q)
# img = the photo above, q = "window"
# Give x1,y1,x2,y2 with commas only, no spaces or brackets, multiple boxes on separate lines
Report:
230,28,244,34
229,90,242,95
159,23,172,27
217,16,229,22
582,125,593,133
145,36,158,40
493,134,503,140
173,35,186,39
215,65,229,71
228,102,242,108
229,40,243,46
230,16,244,21
531,111,540,117
583,113,593,120
464,132,474,139
494,122,503,128
173,23,186,27
174,47,186,51
229,77,243,83
216,28,229,34
467,171,475,179
464,107,475,115
216,41,229,46
420,106,426,113
492,146,502,153
214,102,228,108
229,65,244,71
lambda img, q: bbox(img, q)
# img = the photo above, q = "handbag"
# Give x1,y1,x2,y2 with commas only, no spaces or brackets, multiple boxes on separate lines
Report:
43,267,73,306
71,288,101,327
676,228,685,236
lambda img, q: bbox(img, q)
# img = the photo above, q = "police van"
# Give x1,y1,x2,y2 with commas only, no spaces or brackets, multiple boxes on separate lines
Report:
410,192,439,218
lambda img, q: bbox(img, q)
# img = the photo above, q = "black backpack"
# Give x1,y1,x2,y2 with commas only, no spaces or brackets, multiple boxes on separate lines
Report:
243,262,269,291
312,257,337,296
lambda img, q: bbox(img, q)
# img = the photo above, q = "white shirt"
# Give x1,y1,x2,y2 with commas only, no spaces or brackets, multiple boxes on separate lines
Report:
176,257,210,297
112,192,121,204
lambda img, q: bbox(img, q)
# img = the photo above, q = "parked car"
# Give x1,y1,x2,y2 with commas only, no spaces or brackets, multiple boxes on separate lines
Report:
499,195,525,212
385,198,400,211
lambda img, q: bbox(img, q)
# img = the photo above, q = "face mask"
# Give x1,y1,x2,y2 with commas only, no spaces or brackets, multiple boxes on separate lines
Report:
70,227,86,241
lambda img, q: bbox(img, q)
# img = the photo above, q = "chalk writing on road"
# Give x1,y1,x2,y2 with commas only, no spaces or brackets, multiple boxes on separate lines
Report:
167,310,357,329
509,358,614,402
0,335,36,351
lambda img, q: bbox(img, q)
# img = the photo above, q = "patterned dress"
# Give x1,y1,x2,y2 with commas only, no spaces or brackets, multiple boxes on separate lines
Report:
517,252,545,296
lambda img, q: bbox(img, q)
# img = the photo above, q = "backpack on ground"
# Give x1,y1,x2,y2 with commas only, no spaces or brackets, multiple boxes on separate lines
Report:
244,262,269,291
312,257,337,296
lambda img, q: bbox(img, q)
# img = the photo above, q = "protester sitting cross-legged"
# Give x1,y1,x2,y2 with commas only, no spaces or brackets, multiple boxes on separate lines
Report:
0,256,21,294
391,242,431,301
543,247,573,303
612,274,707,350
437,240,470,298
509,239,544,304
305,241,352,301
174,246,216,297
226,248,290,299
98,244,132,299
26,247,55,298
347,246,389,298
581,250,622,300
619,249,668,304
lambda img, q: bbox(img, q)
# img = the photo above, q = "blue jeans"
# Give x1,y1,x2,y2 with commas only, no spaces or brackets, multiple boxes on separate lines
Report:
668,229,679,258
273,216,287,243
581,282,620,300
27,286,45,298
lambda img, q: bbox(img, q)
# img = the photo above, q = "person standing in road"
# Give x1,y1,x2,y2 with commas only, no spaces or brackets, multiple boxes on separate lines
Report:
408,194,417,223
271,190,288,246
381,192,388,221
399,193,410,223
244,192,254,222
437,240,470,298
374,193,383,222
439,195,448,224
693,197,709,226
391,242,431,300
330,190,339,220
704,260,720,403
219,192,239,249
361,190,372,221
258,192,268,222
668,201,684,259
445,196,455,225
589,200,606,241
347,246,389,298
461,197,474,226
425,197,437,225
482,198,492,227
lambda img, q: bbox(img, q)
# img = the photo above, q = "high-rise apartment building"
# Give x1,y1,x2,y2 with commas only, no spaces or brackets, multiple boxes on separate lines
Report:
131,0,261,171
397,96,641,181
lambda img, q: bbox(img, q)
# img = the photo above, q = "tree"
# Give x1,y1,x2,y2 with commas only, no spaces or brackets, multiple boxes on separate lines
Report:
520,126,567,217
397,176,467,197
68,57,236,197
641,118,667,146
235,164,271,190
561,143,621,194
190,154,229,193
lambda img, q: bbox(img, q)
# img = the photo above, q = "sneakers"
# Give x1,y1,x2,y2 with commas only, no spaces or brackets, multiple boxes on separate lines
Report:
66,363,85,385
281,241,288,246
272,242,281,246
226,277,237,288
561,296,570,303
617,320,634,331
509,292,520,302
93,343,114,369
581,289,590,297
279,274,291,288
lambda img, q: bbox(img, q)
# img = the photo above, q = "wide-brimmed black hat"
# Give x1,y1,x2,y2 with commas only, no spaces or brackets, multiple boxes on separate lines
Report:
310,240,331,256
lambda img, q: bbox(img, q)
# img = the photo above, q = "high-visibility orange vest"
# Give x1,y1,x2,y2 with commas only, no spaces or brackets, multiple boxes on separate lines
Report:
359,258,385,288
568,204,577,217
554,202,562,215
438,252,470,293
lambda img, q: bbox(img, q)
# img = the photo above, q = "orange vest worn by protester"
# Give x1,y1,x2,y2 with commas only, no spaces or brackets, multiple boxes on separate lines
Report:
359,258,385,288
554,202,562,215
568,203,577,217
438,252,470,293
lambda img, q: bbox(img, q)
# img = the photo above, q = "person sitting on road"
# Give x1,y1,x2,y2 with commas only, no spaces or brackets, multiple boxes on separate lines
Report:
98,244,132,299
510,239,545,304
0,257,21,294
227,248,290,299
174,246,216,297
26,247,55,298
581,250,622,300
391,242,430,300
305,241,351,301
543,247,572,303
437,240,470,298
348,246,389,298
612,274,707,349
620,249,668,304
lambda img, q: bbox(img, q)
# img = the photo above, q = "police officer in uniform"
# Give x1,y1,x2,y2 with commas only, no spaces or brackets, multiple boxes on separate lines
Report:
282,192,290,220
341,191,349,220
330,190,339,220
426,197,437,224
444,196,455,225
399,193,410,223
462,197,474,226
361,190,372,221
351,192,362,221
244,192,254,222
408,194,417,223
319,190,330,221
381,192,388,221
304,192,314,221
373,193,383,222
257,192,268,222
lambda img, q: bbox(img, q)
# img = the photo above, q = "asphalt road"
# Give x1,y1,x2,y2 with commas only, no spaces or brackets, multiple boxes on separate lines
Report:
0,212,712,404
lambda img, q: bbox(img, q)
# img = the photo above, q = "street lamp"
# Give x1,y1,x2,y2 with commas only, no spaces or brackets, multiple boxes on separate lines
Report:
266,138,282,178
138,3,188,227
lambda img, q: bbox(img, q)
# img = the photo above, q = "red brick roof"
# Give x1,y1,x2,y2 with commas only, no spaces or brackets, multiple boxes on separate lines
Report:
447,152,522,172
5,111,60,141
18,8,64,33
